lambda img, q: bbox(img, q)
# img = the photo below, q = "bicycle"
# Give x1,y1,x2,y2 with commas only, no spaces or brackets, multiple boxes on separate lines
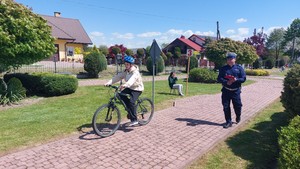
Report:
92,85,154,137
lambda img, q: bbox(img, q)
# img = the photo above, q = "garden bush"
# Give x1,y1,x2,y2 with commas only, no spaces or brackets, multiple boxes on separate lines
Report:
4,73,41,95
189,68,218,83
253,59,262,69
84,50,107,78
281,64,300,117
4,73,78,97
38,73,78,96
245,69,270,76
0,77,26,105
278,116,300,169
186,56,198,72
146,56,165,75
265,58,275,69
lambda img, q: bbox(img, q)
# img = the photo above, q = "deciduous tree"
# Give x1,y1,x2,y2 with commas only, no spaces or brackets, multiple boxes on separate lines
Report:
0,0,55,68
244,28,267,57
266,28,285,67
205,38,258,69
282,18,300,62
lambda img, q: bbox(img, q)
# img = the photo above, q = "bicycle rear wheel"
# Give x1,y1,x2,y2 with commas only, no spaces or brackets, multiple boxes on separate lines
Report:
136,98,154,125
92,104,121,137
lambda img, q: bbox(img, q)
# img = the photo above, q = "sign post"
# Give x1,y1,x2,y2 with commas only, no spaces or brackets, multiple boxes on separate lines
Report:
186,49,193,95
149,39,161,106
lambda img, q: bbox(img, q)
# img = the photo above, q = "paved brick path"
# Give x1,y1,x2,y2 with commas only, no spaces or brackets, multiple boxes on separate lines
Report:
0,77,283,169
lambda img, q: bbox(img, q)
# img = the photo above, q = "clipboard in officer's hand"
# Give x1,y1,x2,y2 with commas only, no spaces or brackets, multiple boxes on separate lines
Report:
225,75,235,80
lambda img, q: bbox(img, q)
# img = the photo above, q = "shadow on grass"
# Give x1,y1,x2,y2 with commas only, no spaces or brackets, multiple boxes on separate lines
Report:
175,118,222,126
226,111,289,169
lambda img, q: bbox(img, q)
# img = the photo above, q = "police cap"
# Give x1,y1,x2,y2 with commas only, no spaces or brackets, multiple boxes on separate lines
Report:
226,52,237,59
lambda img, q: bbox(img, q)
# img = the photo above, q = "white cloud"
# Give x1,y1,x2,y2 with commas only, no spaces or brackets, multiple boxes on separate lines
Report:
237,28,249,35
182,30,194,37
90,31,104,37
224,28,249,41
165,29,184,36
137,32,161,38
90,28,217,48
226,29,235,34
200,31,215,36
112,32,134,39
228,34,245,41
265,26,286,35
236,18,247,23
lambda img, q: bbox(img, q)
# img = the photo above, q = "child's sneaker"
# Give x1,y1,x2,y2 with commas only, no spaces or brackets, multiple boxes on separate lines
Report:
129,121,139,126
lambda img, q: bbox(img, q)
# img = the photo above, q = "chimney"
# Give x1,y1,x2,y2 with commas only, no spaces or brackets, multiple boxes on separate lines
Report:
54,12,61,17
180,35,185,39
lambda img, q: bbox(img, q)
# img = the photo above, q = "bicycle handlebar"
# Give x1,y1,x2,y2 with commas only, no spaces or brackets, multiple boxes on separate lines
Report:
106,85,131,98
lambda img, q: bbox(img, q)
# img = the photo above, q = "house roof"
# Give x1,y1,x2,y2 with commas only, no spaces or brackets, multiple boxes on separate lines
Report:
41,15,93,45
177,36,202,51
189,34,217,46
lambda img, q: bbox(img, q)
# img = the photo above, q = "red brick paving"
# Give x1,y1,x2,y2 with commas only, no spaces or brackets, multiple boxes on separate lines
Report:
0,77,283,169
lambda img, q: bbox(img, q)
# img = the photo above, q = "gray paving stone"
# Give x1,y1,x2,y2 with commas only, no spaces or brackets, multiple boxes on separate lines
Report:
0,77,283,169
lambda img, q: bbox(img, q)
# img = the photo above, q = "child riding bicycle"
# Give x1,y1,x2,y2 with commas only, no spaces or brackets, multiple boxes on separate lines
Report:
104,56,144,126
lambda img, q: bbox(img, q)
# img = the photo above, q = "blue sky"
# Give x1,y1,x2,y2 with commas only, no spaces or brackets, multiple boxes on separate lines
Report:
15,0,300,49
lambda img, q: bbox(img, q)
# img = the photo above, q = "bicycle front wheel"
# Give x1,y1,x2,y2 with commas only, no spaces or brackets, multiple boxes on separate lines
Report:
137,98,154,125
92,104,121,137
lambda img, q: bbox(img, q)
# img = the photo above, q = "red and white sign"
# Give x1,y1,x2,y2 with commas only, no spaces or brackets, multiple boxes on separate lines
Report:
187,49,194,57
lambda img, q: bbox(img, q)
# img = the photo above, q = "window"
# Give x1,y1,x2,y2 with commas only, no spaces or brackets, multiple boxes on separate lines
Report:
67,46,74,56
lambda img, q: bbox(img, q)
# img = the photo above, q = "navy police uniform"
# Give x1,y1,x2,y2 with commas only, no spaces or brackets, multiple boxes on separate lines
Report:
217,53,246,127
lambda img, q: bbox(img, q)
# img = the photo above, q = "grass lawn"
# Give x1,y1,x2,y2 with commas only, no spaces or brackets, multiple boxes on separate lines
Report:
187,99,289,169
0,79,254,155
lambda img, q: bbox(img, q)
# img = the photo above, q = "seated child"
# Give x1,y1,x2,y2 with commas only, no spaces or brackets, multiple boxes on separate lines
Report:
168,72,184,96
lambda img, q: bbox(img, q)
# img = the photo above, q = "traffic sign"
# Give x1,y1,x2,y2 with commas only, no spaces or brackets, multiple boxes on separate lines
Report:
150,39,161,63
187,49,193,57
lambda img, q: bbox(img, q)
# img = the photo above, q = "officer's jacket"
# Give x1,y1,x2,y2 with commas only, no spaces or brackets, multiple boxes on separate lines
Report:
217,64,246,89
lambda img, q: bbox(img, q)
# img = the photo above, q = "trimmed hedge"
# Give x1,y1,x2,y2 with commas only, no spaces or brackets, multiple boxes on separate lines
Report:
189,68,218,83
84,50,107,78
278,116,300,169
146,56,165,75
4,73,78,97
281,64,300,117
245,69,270,76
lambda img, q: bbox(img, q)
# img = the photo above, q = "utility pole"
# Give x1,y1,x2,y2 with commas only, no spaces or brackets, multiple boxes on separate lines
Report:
216,21,221,40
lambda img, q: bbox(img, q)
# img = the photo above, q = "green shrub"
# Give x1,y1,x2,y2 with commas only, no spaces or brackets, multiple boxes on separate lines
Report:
0,64,10,73
278,116,300,169
84,50,107,78
281,64,300,117
186,56,198,72
265,58,275,69
4,73,78,97
189,68,218,83
245,69,270,76
4,73,41,95
0,77,26,105
38,73,78,96
146,56,165,75
253,59,262,69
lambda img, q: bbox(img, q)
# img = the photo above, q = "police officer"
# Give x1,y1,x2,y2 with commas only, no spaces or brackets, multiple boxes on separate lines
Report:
217,52,246,128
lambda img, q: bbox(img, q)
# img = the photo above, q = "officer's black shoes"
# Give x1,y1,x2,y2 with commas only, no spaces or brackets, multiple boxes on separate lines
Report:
223,122,232,128
236,116,241,123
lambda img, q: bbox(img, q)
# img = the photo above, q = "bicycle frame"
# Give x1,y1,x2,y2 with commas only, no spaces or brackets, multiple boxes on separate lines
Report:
107,85,130,113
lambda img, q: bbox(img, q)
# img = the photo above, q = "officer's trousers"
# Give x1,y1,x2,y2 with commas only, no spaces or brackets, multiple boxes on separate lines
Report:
221,88,242,123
